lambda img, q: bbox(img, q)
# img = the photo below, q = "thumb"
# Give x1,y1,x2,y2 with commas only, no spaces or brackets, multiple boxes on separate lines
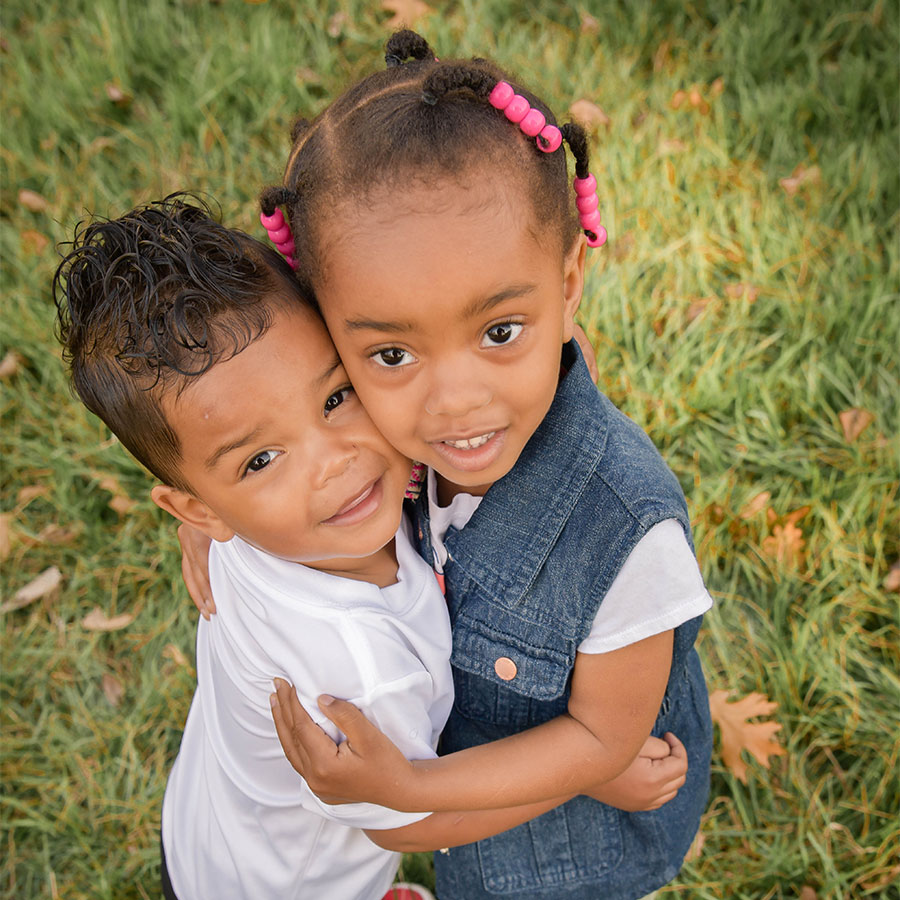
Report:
317,695,376,747
663,732,688,759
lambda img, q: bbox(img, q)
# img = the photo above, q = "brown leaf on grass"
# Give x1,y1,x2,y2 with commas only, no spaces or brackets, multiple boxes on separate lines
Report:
739,490,771,519
326,11,348,36
569,99,611,130
0,513,12,561
709,689,786,783
18,189,48,212
1,566,63,613
725,282,760,303
658,138,688,155
669,90,687,110
0,351,23,379
35,522,84,546
686,297,713,323
653,41,671,72
102,673,125,707
761,506,809,570
799,888,817,900
381,0,432,27
779,164,822,196
163,642,192,669
580,12,599,32
21,230,49,255
104,82,133,109
883,561,900,592
684,830,705,861
96,475,137,515
82,607,135,632
17,484,49,504
838,408,875,443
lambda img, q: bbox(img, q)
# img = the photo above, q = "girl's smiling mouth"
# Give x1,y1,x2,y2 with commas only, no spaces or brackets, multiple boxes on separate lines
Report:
430,429,507,472
442,431,496,450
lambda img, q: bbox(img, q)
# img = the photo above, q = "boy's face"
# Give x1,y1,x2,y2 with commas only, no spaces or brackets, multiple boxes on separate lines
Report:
314,177,585,498
155,304,410,575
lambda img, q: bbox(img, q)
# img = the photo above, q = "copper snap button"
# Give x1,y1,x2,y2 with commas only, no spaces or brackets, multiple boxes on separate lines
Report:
494,656,517,681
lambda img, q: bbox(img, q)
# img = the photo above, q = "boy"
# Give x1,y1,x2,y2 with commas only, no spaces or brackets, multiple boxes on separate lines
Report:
54,196,687,900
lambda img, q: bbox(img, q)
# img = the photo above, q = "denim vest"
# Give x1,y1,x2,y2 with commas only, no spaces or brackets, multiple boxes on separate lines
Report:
408,341,712,900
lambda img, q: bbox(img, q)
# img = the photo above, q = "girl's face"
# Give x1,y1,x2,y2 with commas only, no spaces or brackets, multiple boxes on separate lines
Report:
315,177,586,499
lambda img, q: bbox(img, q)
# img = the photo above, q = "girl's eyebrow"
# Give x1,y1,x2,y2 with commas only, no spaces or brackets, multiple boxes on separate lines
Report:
343,283,537,333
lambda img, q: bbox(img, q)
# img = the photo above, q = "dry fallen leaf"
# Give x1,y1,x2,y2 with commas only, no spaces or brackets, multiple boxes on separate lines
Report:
97,475,137,515
163,642,192,669
779,164,822,196
18,189,48,212
21,229,50,255
739,490,771,520
883,561,900,593
838,408,875,443
684,830,705,862
35,522,84,546
17,484,49,504
1,566,63,614
569,99,611,130
104,82,133,109
669,90,687,110
102,672,125,707
709,689,786,783
799,887,817,900
761,506,809,570
82,607,135,632
580,12,600,33
0,513,12,561
0,351,22,379
382,0,432,27
725,282,760,302
326,10,348,37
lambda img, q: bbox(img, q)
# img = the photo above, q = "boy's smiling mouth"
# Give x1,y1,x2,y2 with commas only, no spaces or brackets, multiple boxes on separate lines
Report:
323,477,384,526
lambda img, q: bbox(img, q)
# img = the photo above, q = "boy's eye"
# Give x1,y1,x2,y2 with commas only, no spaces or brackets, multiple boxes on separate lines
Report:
371,347,415,368
482,322,524,347
246,450,280,474
324,387,353,415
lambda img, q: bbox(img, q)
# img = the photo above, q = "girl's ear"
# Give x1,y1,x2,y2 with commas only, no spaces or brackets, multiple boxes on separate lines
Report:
151,484,235,544
561,235,588,343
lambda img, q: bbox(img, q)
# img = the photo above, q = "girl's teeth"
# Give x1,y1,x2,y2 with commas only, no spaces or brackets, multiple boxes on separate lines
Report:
444,432,495,450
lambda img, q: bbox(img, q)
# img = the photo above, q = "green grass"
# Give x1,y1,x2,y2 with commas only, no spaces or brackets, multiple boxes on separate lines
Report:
2,1,898,897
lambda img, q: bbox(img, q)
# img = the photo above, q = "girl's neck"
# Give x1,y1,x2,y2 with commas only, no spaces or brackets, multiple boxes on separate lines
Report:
435,473,493,507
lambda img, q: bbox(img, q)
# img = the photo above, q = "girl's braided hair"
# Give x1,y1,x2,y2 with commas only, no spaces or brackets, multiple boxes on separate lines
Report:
260,30,594,295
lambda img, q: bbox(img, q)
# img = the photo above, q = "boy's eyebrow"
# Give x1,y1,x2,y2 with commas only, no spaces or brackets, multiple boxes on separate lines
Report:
205,427,264,470
314,356,343,389
343,284,537,333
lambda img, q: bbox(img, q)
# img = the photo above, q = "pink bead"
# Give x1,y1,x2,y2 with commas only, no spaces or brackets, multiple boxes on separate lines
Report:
580,210,602,232
489,81,515,110
576,193,599,214
259,209,284,229
504,95,530,123
519,108,546,137
267,224,291,244
275,238,295,256
574,174,597,197
586,225,608,248
537,124,562,152
286,257,299,270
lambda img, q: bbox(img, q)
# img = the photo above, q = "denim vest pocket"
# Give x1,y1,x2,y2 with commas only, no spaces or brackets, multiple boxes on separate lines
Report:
475,797,625,893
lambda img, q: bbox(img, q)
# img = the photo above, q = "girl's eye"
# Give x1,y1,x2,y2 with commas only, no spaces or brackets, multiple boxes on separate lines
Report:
482,322,524,347
371,347,415,368
324,387,353,415
245,450,280,474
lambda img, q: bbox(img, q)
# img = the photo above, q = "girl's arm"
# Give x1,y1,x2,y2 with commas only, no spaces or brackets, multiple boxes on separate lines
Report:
271,629,680,813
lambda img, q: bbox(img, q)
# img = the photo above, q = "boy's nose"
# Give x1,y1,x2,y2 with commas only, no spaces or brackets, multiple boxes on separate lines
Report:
313,433,358,486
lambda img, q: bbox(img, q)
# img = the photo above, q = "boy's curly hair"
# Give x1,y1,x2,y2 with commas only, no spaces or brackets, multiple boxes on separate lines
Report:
53,194,309,491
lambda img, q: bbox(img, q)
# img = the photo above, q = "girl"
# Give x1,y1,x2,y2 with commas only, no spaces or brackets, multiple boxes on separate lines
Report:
186,29,713,900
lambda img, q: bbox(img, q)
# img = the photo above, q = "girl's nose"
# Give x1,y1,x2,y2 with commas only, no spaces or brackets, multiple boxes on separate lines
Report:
424,372,493,418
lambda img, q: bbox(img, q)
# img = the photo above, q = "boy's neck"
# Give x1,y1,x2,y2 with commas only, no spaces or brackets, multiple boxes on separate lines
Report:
304,539,400,589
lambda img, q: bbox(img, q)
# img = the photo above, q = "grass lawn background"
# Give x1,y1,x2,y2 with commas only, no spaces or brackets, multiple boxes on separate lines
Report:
1,1,897,897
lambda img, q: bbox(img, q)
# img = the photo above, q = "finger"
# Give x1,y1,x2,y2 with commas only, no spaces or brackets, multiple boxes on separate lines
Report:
663,732,688,760
316,695,379,749
271,685,305,773
638,735,671,760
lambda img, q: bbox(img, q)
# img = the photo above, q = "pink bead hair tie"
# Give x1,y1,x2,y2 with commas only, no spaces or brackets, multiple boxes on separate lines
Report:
260,208,299,269
489,81,562,154
573,175,607,247
404,462,427,500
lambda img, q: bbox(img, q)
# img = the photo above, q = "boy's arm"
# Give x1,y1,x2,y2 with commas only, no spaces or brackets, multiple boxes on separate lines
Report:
177,523,215,618
271,629,678,812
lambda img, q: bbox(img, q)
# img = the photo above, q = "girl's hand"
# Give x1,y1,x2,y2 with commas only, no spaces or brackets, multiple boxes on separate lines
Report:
270,678,416,808
586,733,687,811
177,523,215,619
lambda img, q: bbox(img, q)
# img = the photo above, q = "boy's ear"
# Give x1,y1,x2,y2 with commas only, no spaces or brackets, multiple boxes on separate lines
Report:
151,484,235,544
561,235,588,343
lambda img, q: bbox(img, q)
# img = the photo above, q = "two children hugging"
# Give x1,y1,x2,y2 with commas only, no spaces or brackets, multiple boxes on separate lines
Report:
54,29,712,900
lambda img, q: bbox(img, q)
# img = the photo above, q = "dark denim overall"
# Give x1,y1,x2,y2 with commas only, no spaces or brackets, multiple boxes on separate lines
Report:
408,341,712,899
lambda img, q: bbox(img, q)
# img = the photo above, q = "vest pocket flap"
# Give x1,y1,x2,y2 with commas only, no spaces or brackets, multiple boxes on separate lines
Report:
451,613,573,701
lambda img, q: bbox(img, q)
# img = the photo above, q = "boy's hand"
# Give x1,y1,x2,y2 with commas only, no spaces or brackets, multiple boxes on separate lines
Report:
586,733,687,811
270,678,415,807
177,523,215,619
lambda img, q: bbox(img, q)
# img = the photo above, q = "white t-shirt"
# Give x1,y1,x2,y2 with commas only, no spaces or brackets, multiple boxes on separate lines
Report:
162,521,453,900
426,468,712,654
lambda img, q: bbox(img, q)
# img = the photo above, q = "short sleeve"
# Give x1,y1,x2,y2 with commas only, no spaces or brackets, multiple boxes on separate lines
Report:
577,519,712,654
